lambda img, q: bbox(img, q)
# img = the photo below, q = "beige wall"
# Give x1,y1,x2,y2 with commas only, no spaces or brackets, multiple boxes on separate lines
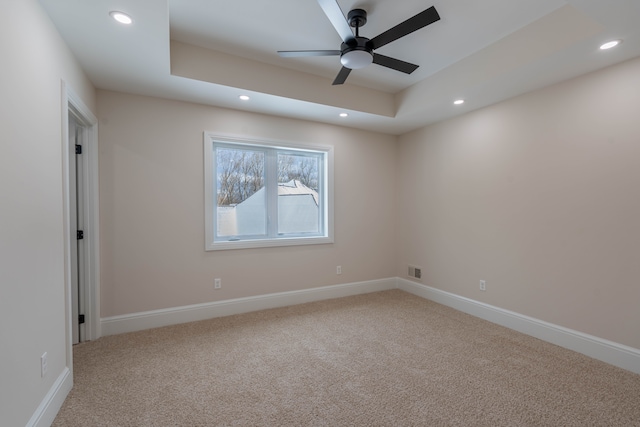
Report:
397,56,640,349
97,91,397,317
0,0,96,425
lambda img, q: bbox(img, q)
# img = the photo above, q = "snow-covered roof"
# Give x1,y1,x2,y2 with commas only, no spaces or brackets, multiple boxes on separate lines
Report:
278,180,318,206
217,180,320,237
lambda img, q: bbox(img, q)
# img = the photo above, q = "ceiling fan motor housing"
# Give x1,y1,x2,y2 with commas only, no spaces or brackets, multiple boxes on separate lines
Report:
340,37,373,69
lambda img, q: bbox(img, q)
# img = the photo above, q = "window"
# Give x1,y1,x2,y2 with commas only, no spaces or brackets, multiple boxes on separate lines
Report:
204,133,333,250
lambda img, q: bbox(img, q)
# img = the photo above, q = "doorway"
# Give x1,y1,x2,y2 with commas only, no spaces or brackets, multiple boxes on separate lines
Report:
68,113,88,343
63,83,100,352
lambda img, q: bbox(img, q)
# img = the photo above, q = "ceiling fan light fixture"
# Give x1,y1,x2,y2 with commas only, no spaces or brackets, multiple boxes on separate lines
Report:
340,50,373,70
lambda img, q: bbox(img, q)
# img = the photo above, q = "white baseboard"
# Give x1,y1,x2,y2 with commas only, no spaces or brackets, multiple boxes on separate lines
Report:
100,277,640,375
26,367,72,427
397,278,640,375
101,278,397,336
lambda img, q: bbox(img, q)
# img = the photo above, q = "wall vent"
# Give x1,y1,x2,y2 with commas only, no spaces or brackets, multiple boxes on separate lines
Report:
408,265,422,280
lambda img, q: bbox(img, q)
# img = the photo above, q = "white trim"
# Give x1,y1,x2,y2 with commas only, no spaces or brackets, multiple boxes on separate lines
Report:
25,368,72,427
101,278,396,336
397,278,640,375
62,81,101,345
100,276,640,375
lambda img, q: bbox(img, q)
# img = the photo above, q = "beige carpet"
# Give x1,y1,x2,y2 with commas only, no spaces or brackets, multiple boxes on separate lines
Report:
53,290,640,426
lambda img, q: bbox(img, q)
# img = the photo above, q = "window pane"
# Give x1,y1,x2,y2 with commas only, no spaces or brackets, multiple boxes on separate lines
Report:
216,146,266,237
277,153,321,235
206,133,332,250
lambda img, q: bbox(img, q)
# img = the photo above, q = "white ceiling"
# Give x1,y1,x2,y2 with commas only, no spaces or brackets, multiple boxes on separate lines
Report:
39,0,640,135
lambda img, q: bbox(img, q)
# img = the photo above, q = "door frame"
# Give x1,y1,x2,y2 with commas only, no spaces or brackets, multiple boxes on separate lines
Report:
61,81,100,367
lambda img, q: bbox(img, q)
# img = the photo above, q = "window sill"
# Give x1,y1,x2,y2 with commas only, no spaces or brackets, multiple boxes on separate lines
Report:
206,236,334,251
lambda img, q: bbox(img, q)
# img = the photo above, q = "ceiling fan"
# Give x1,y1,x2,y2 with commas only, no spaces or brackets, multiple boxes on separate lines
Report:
277,0,440,85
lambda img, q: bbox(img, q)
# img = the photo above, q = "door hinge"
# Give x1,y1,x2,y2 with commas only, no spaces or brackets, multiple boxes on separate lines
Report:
79,314,85,324
77,230,84,240
75,144,82,154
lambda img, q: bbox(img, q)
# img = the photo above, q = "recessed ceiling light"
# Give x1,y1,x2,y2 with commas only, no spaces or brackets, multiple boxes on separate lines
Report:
600,40,621,50
239,95,250,101
454,99,465,105
339,113,348,118
110,11,133,25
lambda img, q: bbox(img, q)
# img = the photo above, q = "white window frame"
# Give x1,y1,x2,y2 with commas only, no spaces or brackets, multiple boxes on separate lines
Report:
204,133,334,251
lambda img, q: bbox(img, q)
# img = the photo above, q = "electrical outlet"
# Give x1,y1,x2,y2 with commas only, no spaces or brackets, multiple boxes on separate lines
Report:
214,278,221,289
41,352,48,377
336,266,342,275
479,280,486,291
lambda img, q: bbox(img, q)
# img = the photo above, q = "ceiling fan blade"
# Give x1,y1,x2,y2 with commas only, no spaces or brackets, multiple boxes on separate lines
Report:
317,0,354,42
370,6,440,50
278,50,341,57
332,67,352,85
372,53,419,74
